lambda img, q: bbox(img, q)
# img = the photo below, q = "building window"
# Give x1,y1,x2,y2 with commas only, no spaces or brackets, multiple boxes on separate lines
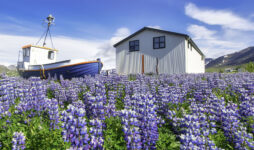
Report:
23,48,30,57
153,36,165,49
129,40,139,52
48,51,54,60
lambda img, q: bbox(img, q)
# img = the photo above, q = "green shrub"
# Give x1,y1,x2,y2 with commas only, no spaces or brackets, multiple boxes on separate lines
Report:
103,117,126,150
245,62,254,72
156,122,180,150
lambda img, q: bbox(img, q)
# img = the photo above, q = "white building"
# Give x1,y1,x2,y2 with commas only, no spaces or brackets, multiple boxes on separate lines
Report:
114,27,205,74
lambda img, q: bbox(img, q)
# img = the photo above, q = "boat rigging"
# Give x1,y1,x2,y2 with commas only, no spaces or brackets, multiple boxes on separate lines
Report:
36,14,55,49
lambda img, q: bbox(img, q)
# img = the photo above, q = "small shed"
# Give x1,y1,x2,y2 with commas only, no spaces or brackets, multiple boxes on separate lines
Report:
113,27,205,74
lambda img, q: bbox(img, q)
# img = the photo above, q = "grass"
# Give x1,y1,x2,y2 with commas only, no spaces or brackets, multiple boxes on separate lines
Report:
205,63,247,73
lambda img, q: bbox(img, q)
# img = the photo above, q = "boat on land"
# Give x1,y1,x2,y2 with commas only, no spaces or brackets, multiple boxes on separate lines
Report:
17,14,103,79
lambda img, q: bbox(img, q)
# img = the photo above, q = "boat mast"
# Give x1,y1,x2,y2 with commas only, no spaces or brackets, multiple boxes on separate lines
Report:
43,14,54,47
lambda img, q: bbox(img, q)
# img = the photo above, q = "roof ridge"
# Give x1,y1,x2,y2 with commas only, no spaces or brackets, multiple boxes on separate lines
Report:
113,26,188,47
113,26,204,56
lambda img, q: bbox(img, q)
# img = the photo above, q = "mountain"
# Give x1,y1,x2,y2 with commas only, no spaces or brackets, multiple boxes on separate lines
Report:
7,65,17,71
206,47,254,68
0,65,9,73
205,58,213,65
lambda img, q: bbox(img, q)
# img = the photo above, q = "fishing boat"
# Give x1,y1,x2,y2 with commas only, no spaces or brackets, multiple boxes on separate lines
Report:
17,14,103,79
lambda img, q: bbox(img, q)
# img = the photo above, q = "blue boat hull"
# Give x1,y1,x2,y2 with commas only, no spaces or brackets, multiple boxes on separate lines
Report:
19,61,103,79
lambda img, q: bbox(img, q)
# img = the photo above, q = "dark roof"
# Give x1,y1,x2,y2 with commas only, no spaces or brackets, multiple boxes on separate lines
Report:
113,27,204,56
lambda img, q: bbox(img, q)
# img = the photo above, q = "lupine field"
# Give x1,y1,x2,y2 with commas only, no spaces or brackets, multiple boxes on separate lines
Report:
0,72,254,150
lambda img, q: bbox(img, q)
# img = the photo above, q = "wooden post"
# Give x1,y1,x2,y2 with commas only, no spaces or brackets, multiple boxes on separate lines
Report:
142,55,144,74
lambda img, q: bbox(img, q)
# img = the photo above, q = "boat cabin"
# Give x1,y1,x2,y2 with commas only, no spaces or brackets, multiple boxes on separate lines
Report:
18,45,58,69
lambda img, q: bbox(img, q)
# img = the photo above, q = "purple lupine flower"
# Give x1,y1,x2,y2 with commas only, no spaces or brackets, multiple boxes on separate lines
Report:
61,104,89,149
12,132,26,150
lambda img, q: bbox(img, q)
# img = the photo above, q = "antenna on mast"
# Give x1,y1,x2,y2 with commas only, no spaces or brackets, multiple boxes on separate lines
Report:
36,14,55,48
43,14,54,47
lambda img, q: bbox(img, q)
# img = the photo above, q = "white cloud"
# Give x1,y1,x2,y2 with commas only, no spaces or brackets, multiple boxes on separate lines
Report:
185,3,254,58
96,27,130,69
185,3,254,31
0,27,130,70
187,24,216,40
187,24,252,58
113,28,130,38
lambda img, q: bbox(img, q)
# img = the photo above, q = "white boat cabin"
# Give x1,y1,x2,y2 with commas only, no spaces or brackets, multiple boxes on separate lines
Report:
18,45,58,70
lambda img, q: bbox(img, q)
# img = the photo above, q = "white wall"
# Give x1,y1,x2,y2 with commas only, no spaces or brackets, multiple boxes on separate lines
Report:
116,30,186,74
185,40,205,73
24,47,57,66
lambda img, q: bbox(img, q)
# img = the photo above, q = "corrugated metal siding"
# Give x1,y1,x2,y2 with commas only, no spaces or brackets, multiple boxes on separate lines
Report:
144,55,156,73
158,41,185,74
129,52,141,74
116,47,127,74
116,30,187,74
116,47,142,74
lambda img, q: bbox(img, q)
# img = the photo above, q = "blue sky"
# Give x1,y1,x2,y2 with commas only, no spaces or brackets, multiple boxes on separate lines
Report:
0,0,254,68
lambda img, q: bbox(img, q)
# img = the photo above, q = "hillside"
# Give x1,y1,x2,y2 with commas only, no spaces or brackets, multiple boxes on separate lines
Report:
0,65,18,76
7,65,17,71
206,46,254,68
205,58,213,65
0,65,9,73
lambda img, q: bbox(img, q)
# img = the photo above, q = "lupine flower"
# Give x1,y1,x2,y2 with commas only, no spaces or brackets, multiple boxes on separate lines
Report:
61,104,90,149
12,132,26,150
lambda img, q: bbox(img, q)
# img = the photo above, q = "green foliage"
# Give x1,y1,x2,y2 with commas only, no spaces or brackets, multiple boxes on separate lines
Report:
219,69,224,73
206,62,254,73
168,101,191,118
0,65,9,74
156,122,180,150
206,65,242,73
243,116,254,136
6,70,19,77
63,101,71,110
206,67,227,73
213,87,240,106
115,97,125,110
103,117,127,150
47,88,55,99
168,83,174,86
128,74,136,81
145,72,156,76
209,129,234,150
115,84,125,110
0,98,70,149
25,116,70,150
185,90,194,99
0,66,19,77
245,62,254,72
0,112,23,149
78,91,84,100
105,83,110,105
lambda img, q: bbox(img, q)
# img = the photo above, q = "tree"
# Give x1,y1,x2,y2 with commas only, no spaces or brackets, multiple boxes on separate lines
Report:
245,62,254,72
